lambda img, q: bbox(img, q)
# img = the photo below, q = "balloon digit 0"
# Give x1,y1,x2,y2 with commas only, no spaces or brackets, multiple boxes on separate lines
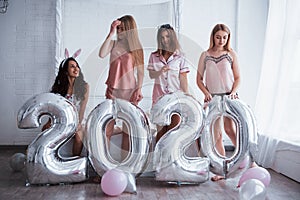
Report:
86,98,152,176
200,96,257,178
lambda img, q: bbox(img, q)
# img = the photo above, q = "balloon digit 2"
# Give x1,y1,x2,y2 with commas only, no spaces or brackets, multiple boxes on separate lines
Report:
17,93,88,185
151,92,210,184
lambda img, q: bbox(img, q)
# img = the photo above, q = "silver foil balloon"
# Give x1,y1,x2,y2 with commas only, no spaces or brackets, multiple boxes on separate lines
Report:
17,93,88,185
150,92,210,183
124,171,137,194
200,95,258,178
9,153,26,172
86,98,152,177
239,179,267,200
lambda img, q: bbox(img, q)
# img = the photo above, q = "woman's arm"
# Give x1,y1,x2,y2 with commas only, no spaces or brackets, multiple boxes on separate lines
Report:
136,65,144,90
78,84,89,130
229,50,241,98
134,65,144,103
99,20,120,58
147,53,170,79
196,51,212,102
148,66,170,79
180,72,188,93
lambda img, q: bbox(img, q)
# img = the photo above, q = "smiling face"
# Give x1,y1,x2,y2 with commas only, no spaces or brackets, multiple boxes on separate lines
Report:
67,60,80,78
160,30,171,50
213,30,229,49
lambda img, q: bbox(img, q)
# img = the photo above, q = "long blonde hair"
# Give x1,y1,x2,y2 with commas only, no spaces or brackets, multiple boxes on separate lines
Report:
156,24,181,55
118,15,144,67
209,24,232,51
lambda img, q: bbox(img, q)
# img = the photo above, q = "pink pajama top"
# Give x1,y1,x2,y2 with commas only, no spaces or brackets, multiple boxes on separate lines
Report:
147,51,190,105
105,43,136,90
204,51,234,94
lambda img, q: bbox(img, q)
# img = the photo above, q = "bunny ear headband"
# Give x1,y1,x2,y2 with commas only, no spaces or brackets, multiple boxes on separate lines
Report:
65,48,81,58
61,48,82,67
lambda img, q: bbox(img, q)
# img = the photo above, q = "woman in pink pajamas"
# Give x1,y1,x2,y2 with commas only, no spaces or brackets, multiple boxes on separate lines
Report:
147,24,189,143
99,15,144,160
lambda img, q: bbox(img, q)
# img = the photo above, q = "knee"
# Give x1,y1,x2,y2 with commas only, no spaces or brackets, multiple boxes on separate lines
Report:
214,131,222,142
74,132,83,142
224,127,235,137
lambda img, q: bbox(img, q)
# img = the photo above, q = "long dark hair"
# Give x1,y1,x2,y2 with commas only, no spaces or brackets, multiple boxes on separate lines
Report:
51,57,87,101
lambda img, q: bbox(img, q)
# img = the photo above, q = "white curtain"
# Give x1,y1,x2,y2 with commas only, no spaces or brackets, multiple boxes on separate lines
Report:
255,0,300,166
56,0,177,114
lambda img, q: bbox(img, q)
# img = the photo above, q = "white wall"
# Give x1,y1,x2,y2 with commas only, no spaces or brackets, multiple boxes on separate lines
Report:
0,0,56,145
0,0,268,145
237,0,269,109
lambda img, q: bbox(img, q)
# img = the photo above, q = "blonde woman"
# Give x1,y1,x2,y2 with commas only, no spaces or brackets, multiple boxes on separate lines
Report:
99,15,144,159
197,24,256,181
147,24,189,142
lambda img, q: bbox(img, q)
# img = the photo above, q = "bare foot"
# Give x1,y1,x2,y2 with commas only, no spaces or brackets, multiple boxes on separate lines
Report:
211,175,225,181
251,162,258,168
92,175,101,183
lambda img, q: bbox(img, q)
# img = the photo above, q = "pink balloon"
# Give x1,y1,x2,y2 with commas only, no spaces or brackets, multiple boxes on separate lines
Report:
101,169,128,196
238,167,271,188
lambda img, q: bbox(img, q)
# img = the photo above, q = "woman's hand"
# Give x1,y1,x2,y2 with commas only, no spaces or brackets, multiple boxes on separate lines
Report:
130,88,143,105
204,92,212,103
228,93,238,99
160,65,170,74
109,20,121,36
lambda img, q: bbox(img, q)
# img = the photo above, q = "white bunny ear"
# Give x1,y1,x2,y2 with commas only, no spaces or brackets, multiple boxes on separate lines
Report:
65,48,70,58
73,49,81,58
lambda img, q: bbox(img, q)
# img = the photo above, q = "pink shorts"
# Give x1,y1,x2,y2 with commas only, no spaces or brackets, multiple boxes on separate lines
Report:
105,86,135,103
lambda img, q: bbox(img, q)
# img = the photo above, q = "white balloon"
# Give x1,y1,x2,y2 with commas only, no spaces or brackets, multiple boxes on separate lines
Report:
239,179,267,200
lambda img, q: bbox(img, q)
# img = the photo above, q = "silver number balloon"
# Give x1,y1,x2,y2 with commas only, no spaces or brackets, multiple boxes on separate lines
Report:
200,95,258,178
150,92,210,183
86,98,152,176
17,93,88,185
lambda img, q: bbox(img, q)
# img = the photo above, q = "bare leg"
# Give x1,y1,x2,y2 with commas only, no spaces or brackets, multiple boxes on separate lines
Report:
223,117,237,146
156,114,181,143
155,125,166,143
211,117,226,181
92,120,116,183
214,117,226,156
121,123,129,161
167,114,181,132
73,130,84,156
106,120,115,149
